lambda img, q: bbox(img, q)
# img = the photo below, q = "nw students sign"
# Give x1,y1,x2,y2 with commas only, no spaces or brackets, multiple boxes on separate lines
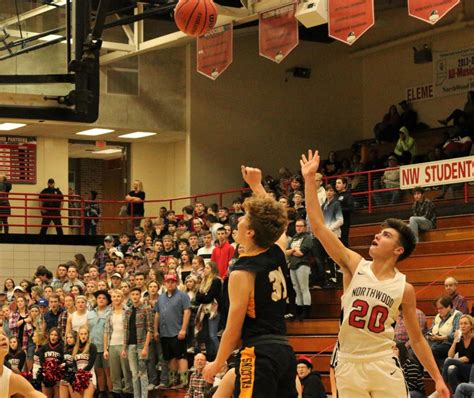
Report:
400,156,474,189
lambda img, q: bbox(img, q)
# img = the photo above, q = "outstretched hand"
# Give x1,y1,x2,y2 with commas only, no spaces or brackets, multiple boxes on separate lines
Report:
241,165,262,188
300,150,320,180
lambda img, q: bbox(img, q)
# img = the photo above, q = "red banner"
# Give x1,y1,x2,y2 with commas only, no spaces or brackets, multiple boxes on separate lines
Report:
328,0,374,46
259,3,298,64
408,0,460,25
197,23,233,80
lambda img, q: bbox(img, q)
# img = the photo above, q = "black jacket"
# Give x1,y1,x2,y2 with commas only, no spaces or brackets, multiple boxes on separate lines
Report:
300,371,327,398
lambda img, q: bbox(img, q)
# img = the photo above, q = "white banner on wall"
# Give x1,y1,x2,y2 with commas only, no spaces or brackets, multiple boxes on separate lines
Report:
433,47,474,98
400,156,474,189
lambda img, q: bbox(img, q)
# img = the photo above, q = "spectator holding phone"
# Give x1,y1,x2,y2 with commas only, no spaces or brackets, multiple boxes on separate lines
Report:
427,296,462,367
442,314,474,394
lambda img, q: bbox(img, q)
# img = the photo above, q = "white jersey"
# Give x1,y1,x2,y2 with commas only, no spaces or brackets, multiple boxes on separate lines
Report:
0,365,11,398
338,259,405,360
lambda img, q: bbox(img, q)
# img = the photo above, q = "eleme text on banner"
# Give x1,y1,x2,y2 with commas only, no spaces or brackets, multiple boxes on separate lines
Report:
400,156,474,189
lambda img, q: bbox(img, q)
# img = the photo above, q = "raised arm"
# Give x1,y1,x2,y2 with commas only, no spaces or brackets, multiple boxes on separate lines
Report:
203,270,253,383
402,283,449,398
241,165,267,197
241,165,287,251
300,150,361,275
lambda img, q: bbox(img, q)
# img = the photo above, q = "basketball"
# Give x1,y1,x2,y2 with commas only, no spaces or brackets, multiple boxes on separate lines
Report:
174,0,218,37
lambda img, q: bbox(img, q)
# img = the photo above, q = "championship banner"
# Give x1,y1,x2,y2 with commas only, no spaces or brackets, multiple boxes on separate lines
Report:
407,0,460,25
259,3,298,64
433,47,474,98
328,0,374,46
400,156,474,189
197,23,233,80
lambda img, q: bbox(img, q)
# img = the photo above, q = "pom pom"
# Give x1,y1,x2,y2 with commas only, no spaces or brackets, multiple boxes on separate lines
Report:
20,371,32,381
33,367,44,390
42,359,64,387
63,363,77,385
72,369,92,393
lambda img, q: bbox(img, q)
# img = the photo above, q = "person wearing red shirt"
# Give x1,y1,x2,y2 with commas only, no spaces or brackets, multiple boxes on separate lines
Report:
211,228,235,279
211,227,235,333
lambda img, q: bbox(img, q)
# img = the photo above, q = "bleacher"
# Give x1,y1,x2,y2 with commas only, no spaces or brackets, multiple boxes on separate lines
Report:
287,213,474,396
154,213,474,397
152,127,474,397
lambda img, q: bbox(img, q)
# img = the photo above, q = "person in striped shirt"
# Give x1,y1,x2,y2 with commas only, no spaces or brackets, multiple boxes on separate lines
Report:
394,341,425,398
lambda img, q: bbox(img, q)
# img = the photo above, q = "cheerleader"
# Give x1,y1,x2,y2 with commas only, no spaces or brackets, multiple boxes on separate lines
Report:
39,327,63,398
60,331,77,398
4,336,26,374
72,326,97,398
32,330,46,391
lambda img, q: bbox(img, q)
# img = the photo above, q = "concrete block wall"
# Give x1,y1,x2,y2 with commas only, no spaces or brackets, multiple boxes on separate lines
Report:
0,244,96,282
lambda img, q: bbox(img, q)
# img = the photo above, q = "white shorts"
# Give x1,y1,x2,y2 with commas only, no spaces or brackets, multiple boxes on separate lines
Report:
335,355,409,398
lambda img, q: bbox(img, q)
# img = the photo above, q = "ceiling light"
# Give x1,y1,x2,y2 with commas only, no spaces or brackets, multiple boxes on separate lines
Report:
91,148,123,154
76,128,114,136
0,123,26,131
41,34,64,42
119,132,156,139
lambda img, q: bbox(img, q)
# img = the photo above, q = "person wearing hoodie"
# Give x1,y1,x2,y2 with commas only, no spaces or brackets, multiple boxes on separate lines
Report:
394,126,417,164
286,219,313,321
296,355,326,398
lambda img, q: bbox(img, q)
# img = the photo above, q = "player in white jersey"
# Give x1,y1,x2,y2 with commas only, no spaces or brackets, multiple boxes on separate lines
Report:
0,330,46,397
300,150,449,398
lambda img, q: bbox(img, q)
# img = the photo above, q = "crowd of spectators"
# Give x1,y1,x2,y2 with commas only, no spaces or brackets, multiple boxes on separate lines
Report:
1,94,474,237
392,276,474,397
0,98,473,397
0,194,335,397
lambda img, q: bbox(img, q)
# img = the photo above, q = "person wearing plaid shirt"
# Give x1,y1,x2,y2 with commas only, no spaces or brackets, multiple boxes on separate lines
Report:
408,187,436,242
122,287,153,398
394,307,427,348
444,277,469,314
8,296,32,351
185,353,212,398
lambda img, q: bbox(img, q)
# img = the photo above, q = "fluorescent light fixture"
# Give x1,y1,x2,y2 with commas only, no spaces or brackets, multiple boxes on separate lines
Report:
42,34,63,42
0,123,26,131
91,148,122,155
119,132,156,139
76,128,114,136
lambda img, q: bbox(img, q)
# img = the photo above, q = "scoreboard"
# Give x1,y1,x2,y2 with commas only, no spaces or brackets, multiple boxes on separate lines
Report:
0,136,36,184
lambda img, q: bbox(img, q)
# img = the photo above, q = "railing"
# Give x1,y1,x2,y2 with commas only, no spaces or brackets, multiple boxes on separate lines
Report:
0,164,472,235
323,166,473,212
0,187,251,235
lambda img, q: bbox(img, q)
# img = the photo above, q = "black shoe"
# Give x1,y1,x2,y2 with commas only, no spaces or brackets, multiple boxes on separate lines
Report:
284,313,295,321
295,306,304,321
303,305,311,320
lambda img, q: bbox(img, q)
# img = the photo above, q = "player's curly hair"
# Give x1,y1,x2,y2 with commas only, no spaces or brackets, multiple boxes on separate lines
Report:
243,195,287,249
381,218,416,262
